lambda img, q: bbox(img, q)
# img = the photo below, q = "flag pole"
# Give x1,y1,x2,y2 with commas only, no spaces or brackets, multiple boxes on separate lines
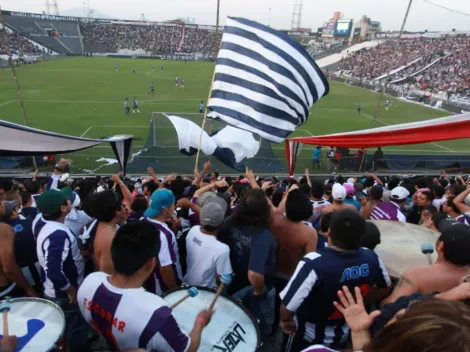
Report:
0,7,37,171
194,0,221,170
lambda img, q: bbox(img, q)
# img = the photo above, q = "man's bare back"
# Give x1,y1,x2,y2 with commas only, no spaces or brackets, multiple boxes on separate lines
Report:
271,214,317,277
322,202,357,214
383,262,470,304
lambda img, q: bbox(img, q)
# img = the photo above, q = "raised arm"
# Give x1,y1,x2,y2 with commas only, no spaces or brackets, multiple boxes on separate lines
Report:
369,173,383,186
111,172,133,206
454,185,470,214
245,167,259,189
193,161,211,186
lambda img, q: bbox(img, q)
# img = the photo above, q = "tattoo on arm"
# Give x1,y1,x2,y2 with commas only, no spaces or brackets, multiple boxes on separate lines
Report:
397,276,414,288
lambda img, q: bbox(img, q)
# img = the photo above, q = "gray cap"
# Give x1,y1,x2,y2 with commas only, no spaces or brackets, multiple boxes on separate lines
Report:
200,202,225,228
204,195,228,215
3,200,18,216
196,192,217,207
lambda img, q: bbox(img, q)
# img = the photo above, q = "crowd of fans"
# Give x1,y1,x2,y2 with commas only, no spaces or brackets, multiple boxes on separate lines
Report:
338,36,470,96
1,157,470,352
81,23,221,56
0,32,41,56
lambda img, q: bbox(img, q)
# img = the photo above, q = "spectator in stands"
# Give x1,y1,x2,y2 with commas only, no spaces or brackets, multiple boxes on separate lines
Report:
141,189,182,295
443,196,469,224
19,191,39,220
322,184,357,214
361,221,381,251
64,188,91,238
383,222,470,305
407,189,434,224
310,179,331,228
279,210,391,350
369,186,409,222
184,202,231,288
432,184,446,210
78,221,213,351
35,189,90,352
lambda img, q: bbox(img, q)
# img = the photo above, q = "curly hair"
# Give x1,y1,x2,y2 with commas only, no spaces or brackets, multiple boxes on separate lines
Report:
232,188,271,230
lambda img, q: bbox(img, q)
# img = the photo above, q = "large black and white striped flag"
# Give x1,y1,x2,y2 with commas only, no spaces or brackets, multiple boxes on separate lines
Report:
207,17,330,143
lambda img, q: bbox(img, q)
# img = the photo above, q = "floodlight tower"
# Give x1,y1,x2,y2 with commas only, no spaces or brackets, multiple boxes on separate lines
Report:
290,0,303,29
45,0,59,15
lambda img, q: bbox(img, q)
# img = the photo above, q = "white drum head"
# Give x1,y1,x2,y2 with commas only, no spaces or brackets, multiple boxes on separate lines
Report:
164,288,259,352
0,297,65,352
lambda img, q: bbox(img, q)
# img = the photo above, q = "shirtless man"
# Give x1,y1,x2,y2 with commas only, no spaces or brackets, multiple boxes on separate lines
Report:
382,222,470,304
321,183,357,214
0,201,37,298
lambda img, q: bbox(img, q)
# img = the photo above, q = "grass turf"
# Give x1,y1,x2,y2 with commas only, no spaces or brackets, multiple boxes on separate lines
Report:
0,56,466,174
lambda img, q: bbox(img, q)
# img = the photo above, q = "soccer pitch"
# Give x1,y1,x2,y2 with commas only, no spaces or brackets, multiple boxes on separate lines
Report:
0,57,466,174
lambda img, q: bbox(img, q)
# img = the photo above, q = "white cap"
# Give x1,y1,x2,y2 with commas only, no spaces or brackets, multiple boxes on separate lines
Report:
347,178,356,185
390,186,409,201
332,183,347,201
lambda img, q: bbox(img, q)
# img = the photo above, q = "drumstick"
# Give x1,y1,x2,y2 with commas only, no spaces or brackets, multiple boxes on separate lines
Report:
421,243,434,265
209,274,232,311
0,305,10,336
170,287,199,309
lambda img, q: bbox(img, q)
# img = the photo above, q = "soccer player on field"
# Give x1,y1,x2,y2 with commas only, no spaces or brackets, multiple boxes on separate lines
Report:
385,99,391,111
124,98,130,115
115,64,119,72
199,101,204,114
152,64,155,72
149,82,155,96
133,97,140,114
174,76,178,86
132,67,136,74
180,79,185,89
161,64,163,71
357,102,362,115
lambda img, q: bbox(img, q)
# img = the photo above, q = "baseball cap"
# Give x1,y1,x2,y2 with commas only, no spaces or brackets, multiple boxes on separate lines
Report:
347,178,356,185
439,222,470,266
3,200,18,216
344,183,355,198
196,192,217,207
37,189,69,216
60,187,81,208
204,195,228,214
390,186,410,201
332,183,347,201
144,189,175,218
200,202,225,228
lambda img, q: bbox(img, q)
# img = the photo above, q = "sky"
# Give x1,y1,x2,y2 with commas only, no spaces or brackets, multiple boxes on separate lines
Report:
2,0,470,32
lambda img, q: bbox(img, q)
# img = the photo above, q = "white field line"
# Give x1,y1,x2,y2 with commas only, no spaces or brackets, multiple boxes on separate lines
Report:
0,100,13,107
80,126,93,137
23,98,201,104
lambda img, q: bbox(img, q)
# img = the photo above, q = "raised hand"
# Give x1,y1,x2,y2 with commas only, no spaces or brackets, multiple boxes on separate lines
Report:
333,286,380,333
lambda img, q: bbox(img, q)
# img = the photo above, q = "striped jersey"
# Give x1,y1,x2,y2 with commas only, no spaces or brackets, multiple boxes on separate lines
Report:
78,272,190,352
311,199,331,227
36,220,84,298
280,248,391,346
370,201,406,222
140,217,183,295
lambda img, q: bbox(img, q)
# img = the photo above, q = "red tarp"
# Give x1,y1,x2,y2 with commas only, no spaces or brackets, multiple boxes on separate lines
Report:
285,113,470,175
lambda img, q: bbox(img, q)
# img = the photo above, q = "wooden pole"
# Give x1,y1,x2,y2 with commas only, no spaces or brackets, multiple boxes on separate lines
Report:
194,0,221,170
373,0,413,126
0,7,37,170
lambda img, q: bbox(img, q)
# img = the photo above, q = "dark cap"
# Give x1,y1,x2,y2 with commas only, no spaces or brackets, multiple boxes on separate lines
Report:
37,189,69,216
439,222,470,266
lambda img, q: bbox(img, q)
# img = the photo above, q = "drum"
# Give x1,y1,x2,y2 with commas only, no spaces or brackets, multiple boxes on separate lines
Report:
0,297,65,352
164,286,261,352
370,220,439,279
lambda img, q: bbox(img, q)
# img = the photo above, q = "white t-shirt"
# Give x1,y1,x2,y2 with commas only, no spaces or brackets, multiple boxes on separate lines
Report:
432,196,446,210
184,226,232,288
78,272,190,352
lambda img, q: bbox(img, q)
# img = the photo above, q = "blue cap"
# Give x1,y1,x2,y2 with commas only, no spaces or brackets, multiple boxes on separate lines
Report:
144,189,175,218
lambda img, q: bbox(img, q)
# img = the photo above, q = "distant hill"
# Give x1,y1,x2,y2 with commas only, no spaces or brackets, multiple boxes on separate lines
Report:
60,8,113,19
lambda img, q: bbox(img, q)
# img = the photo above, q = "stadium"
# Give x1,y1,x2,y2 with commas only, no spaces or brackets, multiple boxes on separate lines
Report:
1,1,470,352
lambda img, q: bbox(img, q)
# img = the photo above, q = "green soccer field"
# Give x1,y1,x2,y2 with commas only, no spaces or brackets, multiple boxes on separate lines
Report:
0,57,467,175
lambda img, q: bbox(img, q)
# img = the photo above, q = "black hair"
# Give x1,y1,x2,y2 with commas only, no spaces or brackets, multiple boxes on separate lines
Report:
387,177,400,191
111,222,161,276
329,210,366,250
370,185,384,201
439,179,449,188
445,196,461,214
170,178,185,199
423,204,438,215
91,191,120,222
361,222,381,250
212,171,219,178
420,190,434,204
20,191,31,205
432,212,448,230
416,177,429,190
78,178,97,202
310,180,324,199
25,181,41,194
448,184,466,197
365,177,375,188
438,229,470,266
232,189,271,230
131,195,148,212
144,181,158,196
299,183,311,197
202,225,218,232
271,190,284,207
286,189,313,222
433,185,446,199
319,212,334,233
